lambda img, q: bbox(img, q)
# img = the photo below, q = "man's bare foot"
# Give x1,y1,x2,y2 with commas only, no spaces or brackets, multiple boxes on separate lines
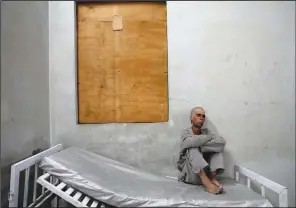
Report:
211,178,222,187
199,169,220,194
204,182,221,194
210,171,222,186
210,171,223,192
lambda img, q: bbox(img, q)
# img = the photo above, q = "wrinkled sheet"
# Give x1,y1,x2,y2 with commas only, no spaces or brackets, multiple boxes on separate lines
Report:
40,147,272,207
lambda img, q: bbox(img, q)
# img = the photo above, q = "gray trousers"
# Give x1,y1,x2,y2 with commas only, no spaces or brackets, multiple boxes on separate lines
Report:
182,148,225,185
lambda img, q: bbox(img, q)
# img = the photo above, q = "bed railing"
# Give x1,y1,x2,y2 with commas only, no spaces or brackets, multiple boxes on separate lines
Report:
234,165,288,207
8,144,63,207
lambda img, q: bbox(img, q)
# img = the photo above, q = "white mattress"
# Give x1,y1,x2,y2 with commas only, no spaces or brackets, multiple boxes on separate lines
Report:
39,147,272,207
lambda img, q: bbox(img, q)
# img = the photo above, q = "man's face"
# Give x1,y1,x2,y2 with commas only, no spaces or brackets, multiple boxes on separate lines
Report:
191,108,206,128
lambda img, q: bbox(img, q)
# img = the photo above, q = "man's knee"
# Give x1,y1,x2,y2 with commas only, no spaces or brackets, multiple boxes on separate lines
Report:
188,148,209,174
188,148,205,163
200,141,225,153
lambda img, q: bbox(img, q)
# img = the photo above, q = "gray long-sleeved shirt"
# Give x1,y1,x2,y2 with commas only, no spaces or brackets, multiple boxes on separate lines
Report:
180,128,212,153
177,127,226,171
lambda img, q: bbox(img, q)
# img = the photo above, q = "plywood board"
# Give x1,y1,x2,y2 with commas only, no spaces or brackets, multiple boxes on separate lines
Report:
77,2,168,123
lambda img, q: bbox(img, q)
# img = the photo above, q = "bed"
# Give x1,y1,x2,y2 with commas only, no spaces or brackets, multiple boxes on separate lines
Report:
8,144,288,207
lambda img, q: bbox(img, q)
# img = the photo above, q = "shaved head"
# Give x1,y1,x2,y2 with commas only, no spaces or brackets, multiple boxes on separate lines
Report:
190,107,205,118
190,107,206,128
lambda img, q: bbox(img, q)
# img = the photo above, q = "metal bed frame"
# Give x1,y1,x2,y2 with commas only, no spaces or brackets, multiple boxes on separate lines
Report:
8,144,288,207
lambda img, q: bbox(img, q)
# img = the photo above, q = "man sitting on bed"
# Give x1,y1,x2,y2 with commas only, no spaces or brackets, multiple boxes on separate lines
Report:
177,107,226,194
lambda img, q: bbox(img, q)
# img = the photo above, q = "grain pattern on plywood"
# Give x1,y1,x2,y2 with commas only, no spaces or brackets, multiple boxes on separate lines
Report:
77,2,168,123
77,2,165,22
115,57,167,95
115,94,168,122
79,92,116,123
153,3,167,20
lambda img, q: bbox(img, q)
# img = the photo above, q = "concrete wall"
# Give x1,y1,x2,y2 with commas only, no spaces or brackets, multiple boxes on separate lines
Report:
49,1,295,206
1,1,50,206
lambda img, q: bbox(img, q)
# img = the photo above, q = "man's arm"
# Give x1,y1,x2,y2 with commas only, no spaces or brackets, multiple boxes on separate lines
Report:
200,129,226,153
180,129,212,151
204,129,226,145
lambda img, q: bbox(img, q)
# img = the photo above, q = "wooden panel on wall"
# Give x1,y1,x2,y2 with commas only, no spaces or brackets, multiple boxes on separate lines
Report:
77,2,168,123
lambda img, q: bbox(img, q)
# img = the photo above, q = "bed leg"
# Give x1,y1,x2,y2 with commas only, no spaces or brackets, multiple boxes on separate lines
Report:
261,185,266,197
51,196,58,208
279,188,288,207
247,178,251,188
23,168,30,207
235,171,240,182
9,166,20,207
33,164,38,202
42,170,46,194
